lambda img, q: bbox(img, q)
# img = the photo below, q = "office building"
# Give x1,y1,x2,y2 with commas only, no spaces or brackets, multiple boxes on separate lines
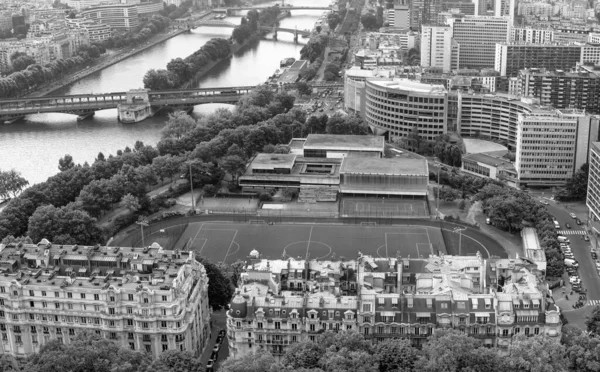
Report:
421,25,453,73
517,68,600,114
494,0,515,25
511,27,554,44
81,3,139,31
451,16,510,69
515,110,598,187
66,18,112,42
0,241,211,359
394,3,410,29
364,78,448,143
590,33,600,44
226,254,561,358
495,42,584,77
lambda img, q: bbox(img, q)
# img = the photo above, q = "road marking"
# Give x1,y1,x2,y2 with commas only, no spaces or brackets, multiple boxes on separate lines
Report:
587,300,600,307
222,230,239,264
306,226,314,259
557,230,586,235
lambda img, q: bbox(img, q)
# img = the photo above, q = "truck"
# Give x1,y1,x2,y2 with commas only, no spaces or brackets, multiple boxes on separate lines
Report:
564,258,578,267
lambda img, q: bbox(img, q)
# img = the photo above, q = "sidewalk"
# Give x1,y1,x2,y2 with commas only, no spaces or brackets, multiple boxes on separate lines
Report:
199,310,230,371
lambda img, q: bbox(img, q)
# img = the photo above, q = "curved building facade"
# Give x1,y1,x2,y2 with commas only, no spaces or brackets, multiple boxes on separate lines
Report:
365,78,448,142
81,4,139,31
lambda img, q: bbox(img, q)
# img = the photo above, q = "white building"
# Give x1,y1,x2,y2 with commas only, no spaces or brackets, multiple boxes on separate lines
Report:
450,16,511,69
421,25,453,73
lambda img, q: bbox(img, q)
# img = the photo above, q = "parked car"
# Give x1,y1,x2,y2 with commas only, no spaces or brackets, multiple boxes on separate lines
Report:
213,344,220,354
206,359,215,372
576,218,582,225
584,235,590,241
566,223,572,229
570,213,577,219
541,200,549,205
592,252,597,259
219,330,226,337
486,218,491,225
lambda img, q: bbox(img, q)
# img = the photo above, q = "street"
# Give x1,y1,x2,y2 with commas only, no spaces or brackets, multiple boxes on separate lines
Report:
544,200,600,302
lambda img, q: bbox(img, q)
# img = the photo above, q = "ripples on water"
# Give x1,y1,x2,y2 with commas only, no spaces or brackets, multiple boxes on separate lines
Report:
0,2,323,184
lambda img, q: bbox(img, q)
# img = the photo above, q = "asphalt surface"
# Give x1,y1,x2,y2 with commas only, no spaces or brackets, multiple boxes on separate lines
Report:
544,200,600,302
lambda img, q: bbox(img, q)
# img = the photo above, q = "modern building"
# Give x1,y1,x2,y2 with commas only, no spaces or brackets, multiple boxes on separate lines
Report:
461,152,518,186
364,78,448,142
450,16,510,69
0,240,211,359
515,110,598,187
494,0,515,25
226,253,561,359
586,142,600,235
66,18,112,42
238,134,428,200
511,27,554,44
394,3,410,29
81,3,139,31
517,68,600,114
495,42,600,77
421,25,453,73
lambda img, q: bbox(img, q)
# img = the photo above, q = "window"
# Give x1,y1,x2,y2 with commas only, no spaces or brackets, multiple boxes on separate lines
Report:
129,343,135,350
94,306,100,312
292,324,297,330
515,327,520,334
127,307,133,314
94,294,99,300
128,294,134,301
55,303,60,309
162,296,167,301
30,301,34,308
80,317,86,324
127,319,134,326
525,328,530,335
275,322,281,330
309,324,315,331
43,327,49,334
161,321,167,328
362,303,371,312
29,290,34,296
162,344,168,351
534,327,540,335
56,328,62,334
440,303,448,309
41,291,46,297
109,308,115,315
142,309,149,317
143,297,149,304
110,296,115,302
67,303,73,310
161,309,167,316
54,292,59,298
15,335,22,344
12,291,17,296
128,332,134,339
145,345,151,353
142,322,149,329
68,328,75,336
80,294,85,299
0,287,4,293
258,322,263,329
67,293,72,299
31,326,37,333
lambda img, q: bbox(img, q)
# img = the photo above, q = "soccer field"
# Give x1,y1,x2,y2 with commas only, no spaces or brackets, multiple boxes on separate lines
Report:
168,222,450,263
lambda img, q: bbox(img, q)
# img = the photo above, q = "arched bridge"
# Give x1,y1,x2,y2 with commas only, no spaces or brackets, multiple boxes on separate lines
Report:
0,82,342,124
192,20,311,37
0,87,255,123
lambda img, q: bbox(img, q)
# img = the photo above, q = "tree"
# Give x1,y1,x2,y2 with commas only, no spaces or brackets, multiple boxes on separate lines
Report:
327,12,341,30
143,69,176,90
147,350,203,372
220,348,280,372
219,155,247,184
325,114,368,135
360,13,379,29
0,169,29,199
196,256,233,311
120,193,141,212
58,154,75,171
557,162,588,201
506,334,567,372
296,81,312,96
27,204,101,245
564,333,600,372
433,186,460,202
161,111,197,140
586,305,600,336
374,338,419,372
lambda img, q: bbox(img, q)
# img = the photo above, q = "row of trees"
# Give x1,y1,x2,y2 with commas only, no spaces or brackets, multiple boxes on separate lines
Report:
160,0,192,20
433,134,463,167
221,327,600,372
475,183,564,276
360,7,384,30
143,38,230,90
556,162,589,201
0,169,29,201
0,47,104,98
98,15,171,50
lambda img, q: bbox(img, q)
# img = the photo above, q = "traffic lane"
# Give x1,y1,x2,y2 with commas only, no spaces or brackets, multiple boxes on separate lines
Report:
546,204,600,301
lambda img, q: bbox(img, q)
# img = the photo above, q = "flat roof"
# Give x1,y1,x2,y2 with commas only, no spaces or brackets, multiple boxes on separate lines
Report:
304,134,385,152
250,153,297,170
521,228,541,251
368,78,447,95
340,157,428,176
462,153,516,172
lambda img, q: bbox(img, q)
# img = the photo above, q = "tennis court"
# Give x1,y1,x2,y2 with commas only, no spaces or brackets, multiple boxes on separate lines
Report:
340,196,430,218
166,222,447,264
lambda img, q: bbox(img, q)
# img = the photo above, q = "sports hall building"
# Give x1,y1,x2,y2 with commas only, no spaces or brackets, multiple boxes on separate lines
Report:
238,134,429,204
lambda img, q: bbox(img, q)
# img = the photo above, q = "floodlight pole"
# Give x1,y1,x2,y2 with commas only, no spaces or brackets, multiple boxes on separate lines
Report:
454,227,466,256
189,162,195,212
136,219,149,247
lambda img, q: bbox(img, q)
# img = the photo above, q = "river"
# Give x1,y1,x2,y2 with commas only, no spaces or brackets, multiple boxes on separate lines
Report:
0,0,326,185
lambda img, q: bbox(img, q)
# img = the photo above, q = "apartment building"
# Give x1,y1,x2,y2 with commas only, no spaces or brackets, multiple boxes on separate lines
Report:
517,68,600,114
421,25,454,73
66,18,112,42
0,40,51,72
0,241,211,359
81,3,139,31
515,110,597,187
495,42,600,77
364,78,448,142
227,254,561,357
450,16,510,69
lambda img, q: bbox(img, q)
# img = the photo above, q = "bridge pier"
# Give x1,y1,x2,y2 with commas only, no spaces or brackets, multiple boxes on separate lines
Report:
76,112,95,121
2,115,26,125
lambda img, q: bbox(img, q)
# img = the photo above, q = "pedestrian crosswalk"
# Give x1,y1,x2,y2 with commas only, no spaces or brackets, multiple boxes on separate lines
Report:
557,230,587,235
587,300,600,307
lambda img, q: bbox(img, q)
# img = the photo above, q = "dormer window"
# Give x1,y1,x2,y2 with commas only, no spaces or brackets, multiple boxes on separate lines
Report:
524,303,529,309
391,298,398,306
533,303,539,309
514,303,519,309
407,298,413,308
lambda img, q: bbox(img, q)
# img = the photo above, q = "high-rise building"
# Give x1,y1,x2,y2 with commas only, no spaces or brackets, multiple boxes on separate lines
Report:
511,27,554,44
494,0,514,25
394,2,410,29
515,110,599,187
0,241,211,359
451,16,510,69
517,68,600,114
586,142,600,235
495,42,586,77
421,25,453,72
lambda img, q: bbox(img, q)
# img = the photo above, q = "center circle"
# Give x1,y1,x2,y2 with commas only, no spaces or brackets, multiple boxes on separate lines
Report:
283,241,333,260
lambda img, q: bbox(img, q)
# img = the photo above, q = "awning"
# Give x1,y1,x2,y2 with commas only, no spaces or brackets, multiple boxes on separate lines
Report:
531,299,540,306
516,310,539,316
415,312,431,318
379,311,395,317
484,298,491,306
471,298,478,308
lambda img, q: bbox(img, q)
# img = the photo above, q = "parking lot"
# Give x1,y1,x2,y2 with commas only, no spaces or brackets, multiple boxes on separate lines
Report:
305,88,345,114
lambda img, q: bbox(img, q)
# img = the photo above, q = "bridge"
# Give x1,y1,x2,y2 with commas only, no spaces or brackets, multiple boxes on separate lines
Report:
192,20,311,39
216,6,331,13
0,83,342,124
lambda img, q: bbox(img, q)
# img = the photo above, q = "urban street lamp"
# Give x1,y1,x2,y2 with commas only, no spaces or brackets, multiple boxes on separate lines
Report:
454,227,467,256
136,218,149,248
434,157,441,218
